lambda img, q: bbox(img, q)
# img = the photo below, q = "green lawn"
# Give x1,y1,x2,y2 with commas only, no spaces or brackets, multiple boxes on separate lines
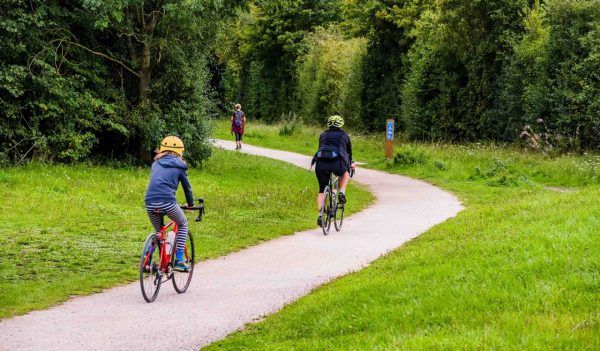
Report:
207,120,600,349
0,148,373,318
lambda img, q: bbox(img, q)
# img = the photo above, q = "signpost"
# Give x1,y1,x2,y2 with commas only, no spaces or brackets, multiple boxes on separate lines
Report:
385,119,394,159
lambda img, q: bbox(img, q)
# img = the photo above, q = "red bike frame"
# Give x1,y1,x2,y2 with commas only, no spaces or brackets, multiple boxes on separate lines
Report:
142,219,190,274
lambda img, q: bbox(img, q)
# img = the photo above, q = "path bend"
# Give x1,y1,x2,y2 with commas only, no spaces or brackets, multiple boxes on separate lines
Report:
0,140,462,351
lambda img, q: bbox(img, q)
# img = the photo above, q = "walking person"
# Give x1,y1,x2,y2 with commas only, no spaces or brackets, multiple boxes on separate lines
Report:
312,115,356,226
231,103,246,150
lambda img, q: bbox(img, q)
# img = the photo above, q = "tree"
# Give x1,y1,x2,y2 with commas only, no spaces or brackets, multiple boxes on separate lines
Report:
1,0,243,164
402,0,530,141
220,0,341,120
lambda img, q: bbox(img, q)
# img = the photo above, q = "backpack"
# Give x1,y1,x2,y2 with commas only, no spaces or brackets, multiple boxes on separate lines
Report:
233,111,244,128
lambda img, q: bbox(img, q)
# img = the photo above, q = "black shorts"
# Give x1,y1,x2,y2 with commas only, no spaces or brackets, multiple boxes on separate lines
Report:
234,132,243,141
315,158,348,193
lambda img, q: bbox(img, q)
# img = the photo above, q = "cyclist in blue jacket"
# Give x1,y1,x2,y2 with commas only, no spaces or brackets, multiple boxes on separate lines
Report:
313,115,356,226
145,136,194,272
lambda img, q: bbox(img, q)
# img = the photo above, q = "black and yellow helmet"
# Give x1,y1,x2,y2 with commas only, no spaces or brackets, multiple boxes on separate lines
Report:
327,115,344,128
159,136,184,156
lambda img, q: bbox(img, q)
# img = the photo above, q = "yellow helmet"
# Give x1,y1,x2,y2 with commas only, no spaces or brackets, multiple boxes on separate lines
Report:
327,115,344,128
159,136,184,155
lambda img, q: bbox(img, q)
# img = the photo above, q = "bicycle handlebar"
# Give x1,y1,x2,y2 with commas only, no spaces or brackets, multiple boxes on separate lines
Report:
180,198,205,222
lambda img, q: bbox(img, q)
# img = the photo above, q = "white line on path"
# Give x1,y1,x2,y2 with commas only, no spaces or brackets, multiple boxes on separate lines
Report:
0,140,462,351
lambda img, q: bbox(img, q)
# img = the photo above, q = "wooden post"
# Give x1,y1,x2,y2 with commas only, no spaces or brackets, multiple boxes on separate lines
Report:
385,119,394,159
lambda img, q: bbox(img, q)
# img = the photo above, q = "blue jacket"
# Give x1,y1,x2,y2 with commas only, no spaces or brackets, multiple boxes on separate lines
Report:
145,155,194,206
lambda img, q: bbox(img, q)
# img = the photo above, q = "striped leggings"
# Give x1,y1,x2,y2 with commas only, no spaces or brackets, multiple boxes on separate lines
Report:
146,202,188,251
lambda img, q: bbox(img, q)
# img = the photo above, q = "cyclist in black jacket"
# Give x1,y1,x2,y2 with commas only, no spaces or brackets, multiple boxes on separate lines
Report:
313,115,356,226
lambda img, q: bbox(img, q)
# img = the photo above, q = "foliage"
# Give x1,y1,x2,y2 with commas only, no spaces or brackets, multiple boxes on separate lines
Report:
402,0,530,141
393,146,427,166
346,0,425,131
278,112,302,136
296,26,367,127
499,0,600,151
3,0,599,163
542,0,600,150
0,0,129,163
0,0,245,165
217,0,341,121
217,0,599,153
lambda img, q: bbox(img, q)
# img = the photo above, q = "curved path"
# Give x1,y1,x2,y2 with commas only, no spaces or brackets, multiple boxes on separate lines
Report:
0,140,462,351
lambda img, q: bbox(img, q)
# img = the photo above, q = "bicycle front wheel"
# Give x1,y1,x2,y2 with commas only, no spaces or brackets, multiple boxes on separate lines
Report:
321,187,332,235
172,231,195,293
140,233,162,303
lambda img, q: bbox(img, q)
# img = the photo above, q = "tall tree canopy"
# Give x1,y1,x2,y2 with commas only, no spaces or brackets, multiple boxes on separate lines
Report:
219,0,600,150
2,0,599,163
1,0,241,164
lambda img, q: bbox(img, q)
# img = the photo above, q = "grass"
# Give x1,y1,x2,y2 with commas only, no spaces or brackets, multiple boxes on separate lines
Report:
0,148,373,319
206,119,600,349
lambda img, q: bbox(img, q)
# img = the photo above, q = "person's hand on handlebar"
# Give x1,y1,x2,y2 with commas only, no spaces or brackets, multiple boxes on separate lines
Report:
180,203,194,211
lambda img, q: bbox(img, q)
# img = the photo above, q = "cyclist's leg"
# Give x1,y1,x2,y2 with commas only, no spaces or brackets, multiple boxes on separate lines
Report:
339,172,350,193
315,160,332,210
143,203,164,266
334,160,350,203
161,203,189,269
145,203,164,233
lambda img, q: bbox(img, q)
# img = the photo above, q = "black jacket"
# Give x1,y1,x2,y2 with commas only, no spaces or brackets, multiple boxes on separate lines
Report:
315,127,353,168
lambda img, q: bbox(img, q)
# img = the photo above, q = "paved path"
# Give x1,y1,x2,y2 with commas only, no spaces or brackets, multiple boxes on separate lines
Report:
0,140,462,351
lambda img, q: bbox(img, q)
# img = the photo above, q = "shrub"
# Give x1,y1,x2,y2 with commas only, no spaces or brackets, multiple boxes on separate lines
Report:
279,112,301,136
393,146,427,166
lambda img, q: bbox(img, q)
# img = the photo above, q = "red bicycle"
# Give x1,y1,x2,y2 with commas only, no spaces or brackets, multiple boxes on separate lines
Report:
139,198,205,303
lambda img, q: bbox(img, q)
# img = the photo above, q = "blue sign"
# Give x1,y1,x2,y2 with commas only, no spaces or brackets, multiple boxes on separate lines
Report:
386,120,394,140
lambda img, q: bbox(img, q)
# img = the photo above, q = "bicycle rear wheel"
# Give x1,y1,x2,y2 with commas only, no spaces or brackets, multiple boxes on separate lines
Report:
321,187,332,235
140,233,162,303
334,203,345,231
172,231,195,293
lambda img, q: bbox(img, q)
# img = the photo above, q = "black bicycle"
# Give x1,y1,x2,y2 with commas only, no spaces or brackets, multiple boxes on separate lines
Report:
320,170,354,235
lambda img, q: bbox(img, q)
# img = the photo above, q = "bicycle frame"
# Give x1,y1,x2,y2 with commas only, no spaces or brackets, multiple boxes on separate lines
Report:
321,174,339,228
328,174,340,210
142,219,190,275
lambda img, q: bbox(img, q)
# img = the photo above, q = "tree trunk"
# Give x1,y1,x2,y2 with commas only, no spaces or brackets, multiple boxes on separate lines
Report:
139,41,152,101
135,2,161,102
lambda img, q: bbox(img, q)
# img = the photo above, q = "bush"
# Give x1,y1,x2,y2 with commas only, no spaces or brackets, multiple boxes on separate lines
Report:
296,26,367,128
499,0,600,151
470,158,531,188
393,146,427,166
278,112,301,136
433,160,447,171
